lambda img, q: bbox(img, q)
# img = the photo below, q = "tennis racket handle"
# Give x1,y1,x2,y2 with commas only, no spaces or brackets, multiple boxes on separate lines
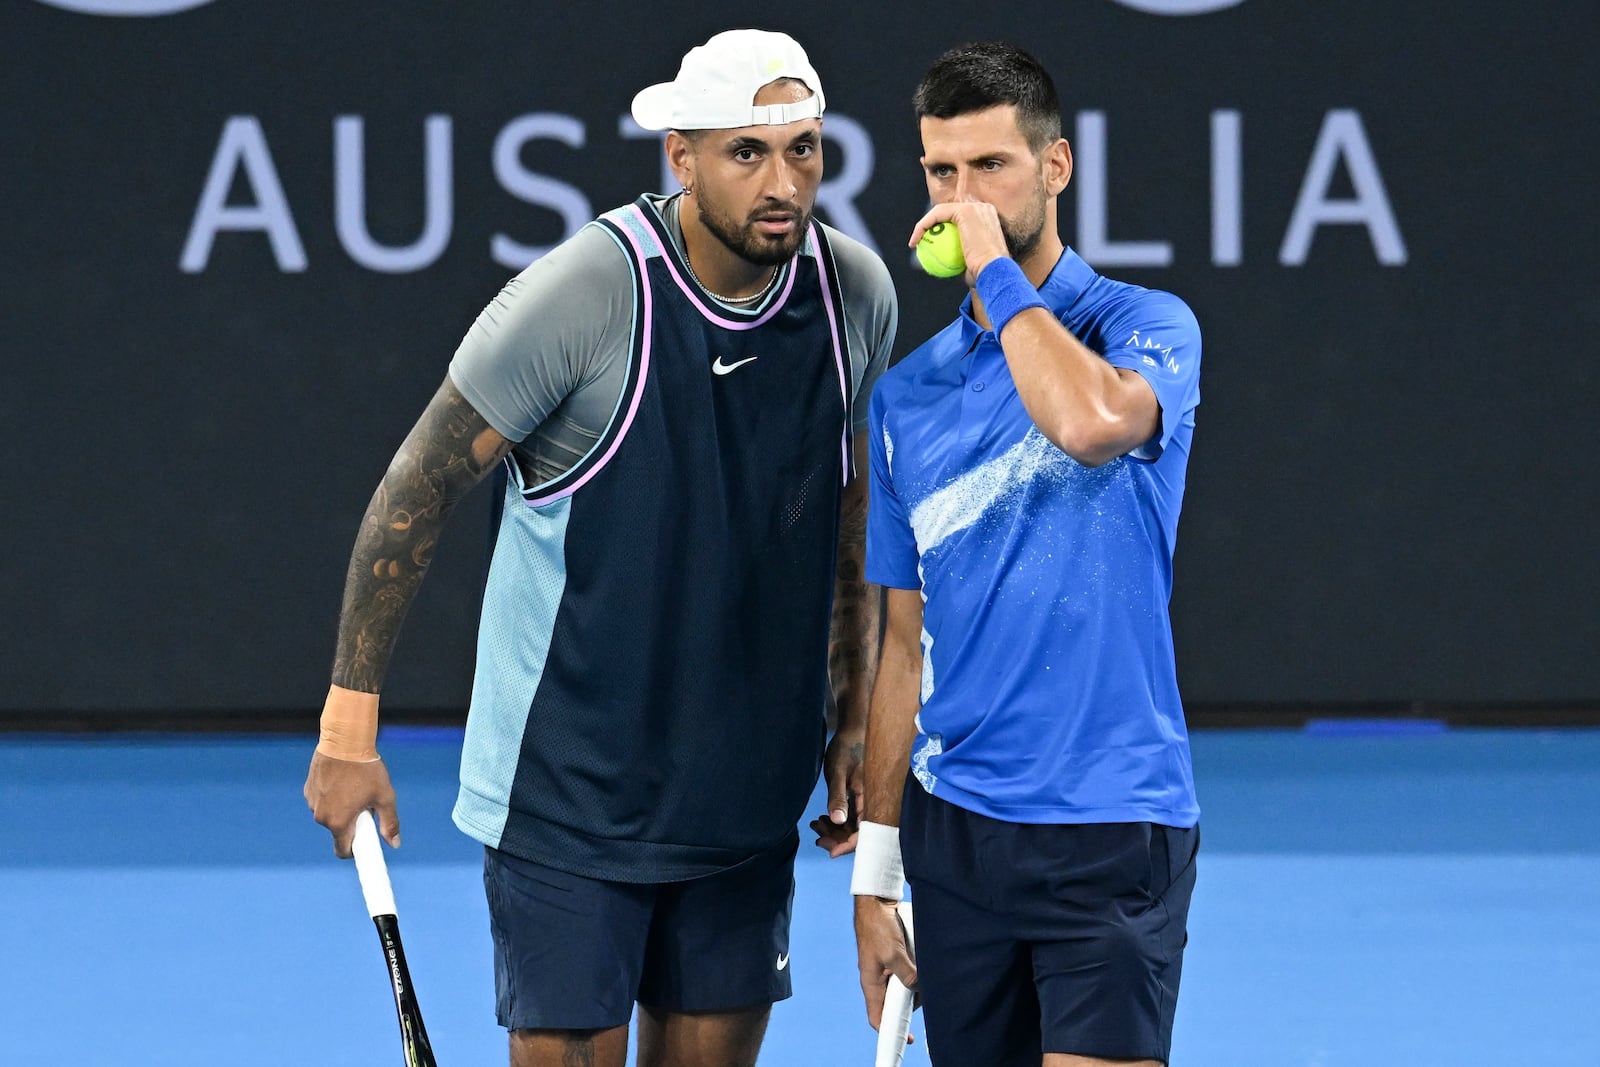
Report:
352,811,397,919
896,900,916,954
875,975,914,1067
874,900,917,1067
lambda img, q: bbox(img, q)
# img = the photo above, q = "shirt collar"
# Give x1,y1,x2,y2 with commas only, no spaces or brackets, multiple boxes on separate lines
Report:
956,246,1098,348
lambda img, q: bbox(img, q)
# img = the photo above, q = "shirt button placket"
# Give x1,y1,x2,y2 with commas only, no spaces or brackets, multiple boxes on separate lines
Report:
960,337,996,441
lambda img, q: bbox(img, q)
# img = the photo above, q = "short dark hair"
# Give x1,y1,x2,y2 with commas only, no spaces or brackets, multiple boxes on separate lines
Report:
913,42,1062,154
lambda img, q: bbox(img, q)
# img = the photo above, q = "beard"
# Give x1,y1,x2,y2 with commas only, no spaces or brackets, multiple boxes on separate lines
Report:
999,178,1049,262
695,192,812,266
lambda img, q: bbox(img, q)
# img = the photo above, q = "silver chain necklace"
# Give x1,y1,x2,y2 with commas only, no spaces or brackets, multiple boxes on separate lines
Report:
684,256,780,306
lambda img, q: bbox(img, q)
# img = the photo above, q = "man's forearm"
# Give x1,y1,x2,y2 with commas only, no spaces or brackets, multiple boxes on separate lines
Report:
995,304,1159,467
331,379,512,693
860,629,921,826
828,477,879,735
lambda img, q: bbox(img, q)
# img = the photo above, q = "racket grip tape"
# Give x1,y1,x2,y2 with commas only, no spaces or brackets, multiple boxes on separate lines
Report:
873,900,917,1067
875,976,914,1067
352,810,397,919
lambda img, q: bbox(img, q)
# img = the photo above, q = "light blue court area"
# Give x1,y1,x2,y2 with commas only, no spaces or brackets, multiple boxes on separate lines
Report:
3,728,1599,1066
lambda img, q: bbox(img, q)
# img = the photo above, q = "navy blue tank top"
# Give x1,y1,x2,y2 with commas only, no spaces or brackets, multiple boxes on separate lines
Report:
454,197,853,881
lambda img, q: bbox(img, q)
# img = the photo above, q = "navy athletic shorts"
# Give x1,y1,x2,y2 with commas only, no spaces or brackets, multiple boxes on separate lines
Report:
900,778,1198,1066
482,830,798,1031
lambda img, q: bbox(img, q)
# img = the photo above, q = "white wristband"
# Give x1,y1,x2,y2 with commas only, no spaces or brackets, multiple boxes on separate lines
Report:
850,820,905,901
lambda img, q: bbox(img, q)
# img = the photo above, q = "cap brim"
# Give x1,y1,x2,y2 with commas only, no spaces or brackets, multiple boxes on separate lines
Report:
630,82,677,131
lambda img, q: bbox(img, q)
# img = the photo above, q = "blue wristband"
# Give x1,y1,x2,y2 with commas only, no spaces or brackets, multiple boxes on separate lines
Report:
975,257,1047,334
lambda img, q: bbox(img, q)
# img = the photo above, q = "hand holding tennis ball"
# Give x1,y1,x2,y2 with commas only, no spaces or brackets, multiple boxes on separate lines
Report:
916,222,966,278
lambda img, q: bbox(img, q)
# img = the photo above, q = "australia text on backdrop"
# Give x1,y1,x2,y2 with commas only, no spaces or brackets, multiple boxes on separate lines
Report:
179,109,1404,274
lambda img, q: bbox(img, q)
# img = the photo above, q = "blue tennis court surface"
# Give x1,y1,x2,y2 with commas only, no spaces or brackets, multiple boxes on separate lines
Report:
4,728,1598,1065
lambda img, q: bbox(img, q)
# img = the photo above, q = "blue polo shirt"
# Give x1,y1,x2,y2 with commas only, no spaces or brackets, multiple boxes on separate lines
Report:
866,248,1201,826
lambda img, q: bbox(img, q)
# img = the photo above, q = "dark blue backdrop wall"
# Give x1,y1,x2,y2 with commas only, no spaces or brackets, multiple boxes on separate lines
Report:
2,0,1594,715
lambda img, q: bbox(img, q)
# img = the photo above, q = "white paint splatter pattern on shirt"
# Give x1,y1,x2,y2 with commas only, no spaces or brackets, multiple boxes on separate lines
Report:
907,427,1074,556
911,728,942,792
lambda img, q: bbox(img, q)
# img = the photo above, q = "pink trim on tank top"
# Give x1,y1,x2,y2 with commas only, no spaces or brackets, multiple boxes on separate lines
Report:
522,221,655,507
809,230,853,484
630,204,797,330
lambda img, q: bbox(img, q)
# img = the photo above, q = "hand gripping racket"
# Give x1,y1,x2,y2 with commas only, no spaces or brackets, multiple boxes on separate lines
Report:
353,811,439,1067
874,899,917,1067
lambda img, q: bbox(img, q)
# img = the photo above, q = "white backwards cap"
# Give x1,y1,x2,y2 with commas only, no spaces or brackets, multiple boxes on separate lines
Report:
631,29,825,132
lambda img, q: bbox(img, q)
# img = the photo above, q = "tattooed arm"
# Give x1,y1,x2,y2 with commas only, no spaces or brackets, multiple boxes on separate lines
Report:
814,435,881,851
305,375,513,857
332,377,513,692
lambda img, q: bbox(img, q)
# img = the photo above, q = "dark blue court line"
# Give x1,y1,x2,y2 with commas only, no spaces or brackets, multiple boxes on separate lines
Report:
1304,717,1448,736
4,729,1599,866
380,725,468,744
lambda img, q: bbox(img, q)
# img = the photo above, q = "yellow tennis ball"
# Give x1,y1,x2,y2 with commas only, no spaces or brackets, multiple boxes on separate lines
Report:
916,222,966,278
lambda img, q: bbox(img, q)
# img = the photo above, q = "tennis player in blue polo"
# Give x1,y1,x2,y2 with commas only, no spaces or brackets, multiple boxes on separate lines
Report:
847,42,1202,1067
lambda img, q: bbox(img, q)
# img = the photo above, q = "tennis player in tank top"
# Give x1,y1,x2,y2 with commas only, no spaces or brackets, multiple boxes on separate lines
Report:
303,29,897,1067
